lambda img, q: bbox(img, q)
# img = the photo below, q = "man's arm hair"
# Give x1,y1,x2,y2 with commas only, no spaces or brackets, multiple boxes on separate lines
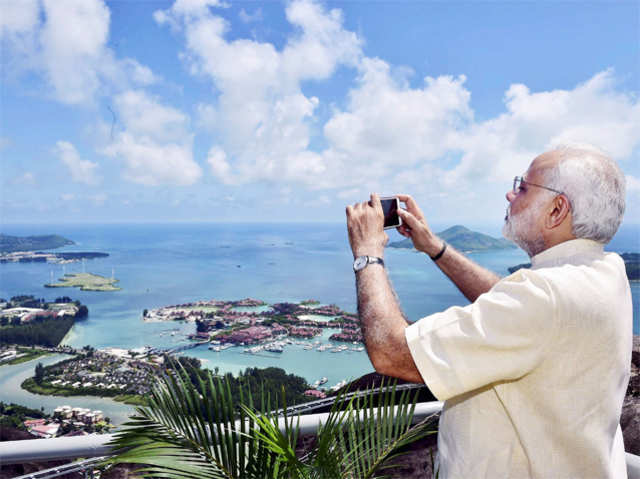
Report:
355,263,426,385
432,242,501,302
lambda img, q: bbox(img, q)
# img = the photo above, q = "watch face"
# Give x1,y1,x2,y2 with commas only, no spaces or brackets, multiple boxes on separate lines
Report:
354,256,368,271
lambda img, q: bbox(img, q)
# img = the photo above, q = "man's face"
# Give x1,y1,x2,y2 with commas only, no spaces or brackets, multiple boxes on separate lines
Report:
502,156,555,257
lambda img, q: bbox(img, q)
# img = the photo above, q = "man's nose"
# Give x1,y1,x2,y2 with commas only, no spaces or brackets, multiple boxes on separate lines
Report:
506,190,516,202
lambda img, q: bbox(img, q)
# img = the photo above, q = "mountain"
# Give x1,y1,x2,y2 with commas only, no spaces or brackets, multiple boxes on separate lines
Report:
388,225,516,252
0,234,74,253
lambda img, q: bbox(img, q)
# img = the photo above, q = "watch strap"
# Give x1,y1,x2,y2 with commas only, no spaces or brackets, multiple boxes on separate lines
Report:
354,255,385,272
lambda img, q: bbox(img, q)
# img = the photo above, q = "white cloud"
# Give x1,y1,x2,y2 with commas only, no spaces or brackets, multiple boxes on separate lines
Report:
102,90,202,186
54,141,101,185
446,69,640,187
0,0,39,36
1,0,160,105
156,0,362,186
152,0,640,209
39,0,111,105
60,193,75,201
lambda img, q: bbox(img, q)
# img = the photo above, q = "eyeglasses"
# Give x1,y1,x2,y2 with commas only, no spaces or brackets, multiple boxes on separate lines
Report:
513,176,564,195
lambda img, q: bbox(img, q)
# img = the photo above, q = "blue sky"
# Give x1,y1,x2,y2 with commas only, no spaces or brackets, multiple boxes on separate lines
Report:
1,0,639,230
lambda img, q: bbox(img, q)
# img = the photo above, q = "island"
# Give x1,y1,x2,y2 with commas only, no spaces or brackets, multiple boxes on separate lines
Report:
0,234,110,264
144,298,364,352
388,225,516,252
508,252,640,281
0,234,74,253
45,272,121,291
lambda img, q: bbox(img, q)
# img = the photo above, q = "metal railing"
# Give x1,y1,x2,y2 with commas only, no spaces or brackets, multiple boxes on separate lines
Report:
11,456,105,479
2,401,640,479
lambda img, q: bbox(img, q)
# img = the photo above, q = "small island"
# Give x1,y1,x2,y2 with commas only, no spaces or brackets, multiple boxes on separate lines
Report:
45,273,121,291
389,225,516,253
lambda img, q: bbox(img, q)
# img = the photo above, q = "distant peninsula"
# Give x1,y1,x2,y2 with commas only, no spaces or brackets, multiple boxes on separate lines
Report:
388,225,516,253
0,234,74,253
0,234,109,264
508,252,640,281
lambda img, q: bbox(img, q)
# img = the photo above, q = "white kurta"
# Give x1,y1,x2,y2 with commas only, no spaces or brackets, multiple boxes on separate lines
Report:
405,239,632,478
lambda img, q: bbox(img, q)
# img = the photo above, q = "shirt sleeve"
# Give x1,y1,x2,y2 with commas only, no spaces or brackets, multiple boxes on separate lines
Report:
405,269,556,401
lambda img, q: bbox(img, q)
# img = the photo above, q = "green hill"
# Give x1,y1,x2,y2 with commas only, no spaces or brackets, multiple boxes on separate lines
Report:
0,234,74,253
388,225,516,253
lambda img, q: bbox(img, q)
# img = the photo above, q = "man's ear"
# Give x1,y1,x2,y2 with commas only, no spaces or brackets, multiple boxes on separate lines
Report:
545,194,571,230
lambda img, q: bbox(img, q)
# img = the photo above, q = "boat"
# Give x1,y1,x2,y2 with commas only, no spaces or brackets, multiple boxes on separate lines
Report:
318,377,328,385
266,343,284,353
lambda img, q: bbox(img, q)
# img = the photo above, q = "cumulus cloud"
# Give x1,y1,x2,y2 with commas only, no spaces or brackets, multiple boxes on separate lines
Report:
155,0,362,186
1,0,159,105
445,69,640,187
101,90,202,186
54,141,101,185
158,0,638,200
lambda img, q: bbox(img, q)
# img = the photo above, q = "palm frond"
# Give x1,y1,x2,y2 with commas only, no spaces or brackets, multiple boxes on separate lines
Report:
106,365,278,479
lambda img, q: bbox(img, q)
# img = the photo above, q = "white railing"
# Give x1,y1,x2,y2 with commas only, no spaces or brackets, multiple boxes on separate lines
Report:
1,401,639,479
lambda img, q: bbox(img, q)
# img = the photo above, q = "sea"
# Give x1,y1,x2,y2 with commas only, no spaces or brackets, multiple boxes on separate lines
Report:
0,222,638,424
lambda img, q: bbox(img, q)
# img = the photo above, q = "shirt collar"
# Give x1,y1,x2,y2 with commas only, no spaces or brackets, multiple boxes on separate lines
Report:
530,238,604,269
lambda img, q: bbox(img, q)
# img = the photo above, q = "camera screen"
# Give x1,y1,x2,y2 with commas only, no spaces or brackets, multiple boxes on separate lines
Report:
381,197,400,229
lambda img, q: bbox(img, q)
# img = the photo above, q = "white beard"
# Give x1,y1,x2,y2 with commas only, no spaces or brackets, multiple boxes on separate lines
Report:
502,197,547,258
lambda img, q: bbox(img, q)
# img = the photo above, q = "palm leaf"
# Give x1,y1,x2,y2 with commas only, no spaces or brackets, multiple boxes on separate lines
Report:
105,365,278,478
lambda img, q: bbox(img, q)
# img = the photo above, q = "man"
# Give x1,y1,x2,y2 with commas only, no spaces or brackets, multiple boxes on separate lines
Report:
346,145,632,478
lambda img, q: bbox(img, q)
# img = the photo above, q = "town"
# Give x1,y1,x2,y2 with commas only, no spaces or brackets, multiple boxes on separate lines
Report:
145,297,364,348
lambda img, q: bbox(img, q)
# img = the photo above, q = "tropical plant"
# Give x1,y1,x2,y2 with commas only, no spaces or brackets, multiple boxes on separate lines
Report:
105,367,436,478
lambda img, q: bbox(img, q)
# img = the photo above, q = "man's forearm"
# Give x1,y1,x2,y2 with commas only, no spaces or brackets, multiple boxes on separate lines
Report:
432,242,501,302
356,264,423,383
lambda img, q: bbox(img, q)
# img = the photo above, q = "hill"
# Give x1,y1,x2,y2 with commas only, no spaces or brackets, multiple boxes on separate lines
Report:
388,225,516,253
0,234,74,253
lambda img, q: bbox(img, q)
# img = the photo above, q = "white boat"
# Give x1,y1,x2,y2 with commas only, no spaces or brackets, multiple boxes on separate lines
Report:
319,377,328,385
266,343,284,353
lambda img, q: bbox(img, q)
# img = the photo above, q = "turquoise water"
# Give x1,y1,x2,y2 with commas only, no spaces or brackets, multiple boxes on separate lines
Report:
0,223,638,396
0,355,134,424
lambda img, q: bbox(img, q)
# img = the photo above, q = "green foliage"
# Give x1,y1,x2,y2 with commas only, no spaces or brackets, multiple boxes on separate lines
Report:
75,305,89,318
0,401,49,429
166,358,310,410
106,371,436,479
34,362,44,384
0,317,75,346
0,234,74,253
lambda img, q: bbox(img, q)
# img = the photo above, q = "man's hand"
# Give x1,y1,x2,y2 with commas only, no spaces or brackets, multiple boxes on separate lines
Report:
346,193,389,259
396,194,443,257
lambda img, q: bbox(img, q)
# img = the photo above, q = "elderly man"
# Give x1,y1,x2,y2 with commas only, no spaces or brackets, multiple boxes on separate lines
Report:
346,145,632,478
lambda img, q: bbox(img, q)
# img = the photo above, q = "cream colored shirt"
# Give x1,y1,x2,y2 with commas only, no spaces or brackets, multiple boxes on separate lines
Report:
406,239,632,478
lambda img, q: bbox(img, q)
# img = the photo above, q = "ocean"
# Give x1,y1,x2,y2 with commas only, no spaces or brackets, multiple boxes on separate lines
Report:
1,222,638,393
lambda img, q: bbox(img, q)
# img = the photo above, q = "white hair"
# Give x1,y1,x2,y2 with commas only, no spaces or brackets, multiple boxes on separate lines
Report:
543,143,626,244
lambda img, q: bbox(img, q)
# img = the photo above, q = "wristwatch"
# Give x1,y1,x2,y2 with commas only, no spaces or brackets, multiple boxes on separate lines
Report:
353,255,385,272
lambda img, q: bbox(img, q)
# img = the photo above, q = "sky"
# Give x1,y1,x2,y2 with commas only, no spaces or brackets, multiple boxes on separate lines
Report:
1,0,639,230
